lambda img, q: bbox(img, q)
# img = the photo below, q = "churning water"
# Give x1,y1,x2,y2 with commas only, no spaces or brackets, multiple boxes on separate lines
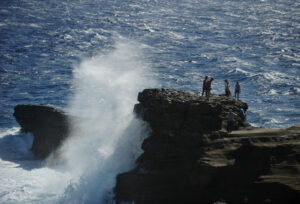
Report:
0,0,299,203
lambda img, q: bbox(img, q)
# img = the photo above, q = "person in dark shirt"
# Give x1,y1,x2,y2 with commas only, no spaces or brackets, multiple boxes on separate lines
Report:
202,75,208,96
205,77,214,100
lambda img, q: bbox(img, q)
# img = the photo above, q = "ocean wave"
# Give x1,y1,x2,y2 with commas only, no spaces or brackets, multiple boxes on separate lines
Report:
224,68,256,81
233,70,299,90
0,0,299,202
0,127,20,138
0,127,33,160
143,24,155,32
287,87,300,95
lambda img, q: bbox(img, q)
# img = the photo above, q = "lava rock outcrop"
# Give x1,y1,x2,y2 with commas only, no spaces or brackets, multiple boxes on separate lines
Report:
14,105,69,159
115,89,300,203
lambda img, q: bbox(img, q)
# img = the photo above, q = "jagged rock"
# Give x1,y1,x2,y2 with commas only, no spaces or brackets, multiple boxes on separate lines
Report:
115,89,300,203
134,88,249,134
13,105,69,159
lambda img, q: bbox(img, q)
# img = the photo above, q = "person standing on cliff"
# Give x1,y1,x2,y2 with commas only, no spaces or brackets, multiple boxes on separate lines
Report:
205,77,214,100
225,79,231,97
235,81,240,100
202,75,208,96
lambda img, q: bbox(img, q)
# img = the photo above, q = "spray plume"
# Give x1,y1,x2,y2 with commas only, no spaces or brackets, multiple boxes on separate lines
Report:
57,39,156,203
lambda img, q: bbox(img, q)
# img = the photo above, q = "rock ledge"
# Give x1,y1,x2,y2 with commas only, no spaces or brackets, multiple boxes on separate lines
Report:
115,88,300,204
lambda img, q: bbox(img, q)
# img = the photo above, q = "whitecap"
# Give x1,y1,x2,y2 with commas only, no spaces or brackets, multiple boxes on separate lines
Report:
265,118,281,125
224,12,241,19
82,28,95,34
282,54,300,62
262,71,288,84
64,34,73,40
268,89,277,95
168,31,185,40
288,87,300,95
40,53,49,57
0,127,20,138
143,24,155,32
94,33,106,40
225,67,255,80
28,23,40,28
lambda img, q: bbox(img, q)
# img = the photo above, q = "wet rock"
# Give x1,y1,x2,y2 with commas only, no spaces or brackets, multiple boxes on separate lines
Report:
13,104,69,159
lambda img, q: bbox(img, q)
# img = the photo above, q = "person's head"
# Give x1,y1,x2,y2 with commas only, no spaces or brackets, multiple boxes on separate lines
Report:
225,79,228,83
236,81,239,84
205,75,208,79
211,77,214,81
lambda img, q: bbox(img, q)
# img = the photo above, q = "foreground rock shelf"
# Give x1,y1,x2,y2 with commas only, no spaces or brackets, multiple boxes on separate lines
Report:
115,89,300,203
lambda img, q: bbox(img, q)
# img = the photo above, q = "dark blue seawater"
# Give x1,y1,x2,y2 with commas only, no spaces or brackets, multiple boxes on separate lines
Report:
0,0,299,203
1,0,299,129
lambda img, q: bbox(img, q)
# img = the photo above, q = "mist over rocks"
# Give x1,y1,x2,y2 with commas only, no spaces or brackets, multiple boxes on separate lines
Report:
115,88,300,203
13,105,69,159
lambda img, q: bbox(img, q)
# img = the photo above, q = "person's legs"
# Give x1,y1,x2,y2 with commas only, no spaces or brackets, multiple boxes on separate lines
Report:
205,90,209,99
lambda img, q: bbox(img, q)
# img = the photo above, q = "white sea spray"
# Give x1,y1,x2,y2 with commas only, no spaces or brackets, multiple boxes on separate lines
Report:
57,39,156,203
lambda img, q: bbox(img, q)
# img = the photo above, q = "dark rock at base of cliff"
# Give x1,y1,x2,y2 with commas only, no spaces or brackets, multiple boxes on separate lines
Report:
114,89,300,203
13,105,69,159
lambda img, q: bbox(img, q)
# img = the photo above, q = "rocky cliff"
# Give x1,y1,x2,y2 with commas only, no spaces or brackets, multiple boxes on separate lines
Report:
115,89,300,203
12,89,300,203
14,105,69,159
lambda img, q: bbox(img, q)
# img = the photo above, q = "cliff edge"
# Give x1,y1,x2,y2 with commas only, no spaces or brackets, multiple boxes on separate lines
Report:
115,88,300,203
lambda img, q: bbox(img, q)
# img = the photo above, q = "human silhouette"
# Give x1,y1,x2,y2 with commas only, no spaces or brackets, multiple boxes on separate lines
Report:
202,76,208,96
235,81,240,100
205,77,214,100
225,79,231,97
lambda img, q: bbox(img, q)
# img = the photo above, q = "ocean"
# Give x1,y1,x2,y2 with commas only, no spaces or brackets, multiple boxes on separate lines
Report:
0,0,299,203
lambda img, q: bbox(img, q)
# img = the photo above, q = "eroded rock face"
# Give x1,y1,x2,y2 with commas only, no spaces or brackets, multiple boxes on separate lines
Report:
115,89,300,203
14,105,69,159
134,88,249,134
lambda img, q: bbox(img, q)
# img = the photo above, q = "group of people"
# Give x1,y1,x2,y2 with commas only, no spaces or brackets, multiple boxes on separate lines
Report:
201,76,241,100
225,79,240,99
201,75,245,132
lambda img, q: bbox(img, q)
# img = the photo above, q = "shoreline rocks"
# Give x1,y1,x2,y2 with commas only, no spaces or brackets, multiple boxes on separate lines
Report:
12,89,300,203
13,104,69,159
114,88,300,203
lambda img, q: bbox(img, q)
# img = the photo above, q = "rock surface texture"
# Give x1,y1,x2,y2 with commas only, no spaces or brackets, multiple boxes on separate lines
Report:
115,89,300,204
14,105,69,159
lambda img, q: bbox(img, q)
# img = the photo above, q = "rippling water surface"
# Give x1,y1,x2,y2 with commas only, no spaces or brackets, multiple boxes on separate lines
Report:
0,0,299,203
1,0,299,128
